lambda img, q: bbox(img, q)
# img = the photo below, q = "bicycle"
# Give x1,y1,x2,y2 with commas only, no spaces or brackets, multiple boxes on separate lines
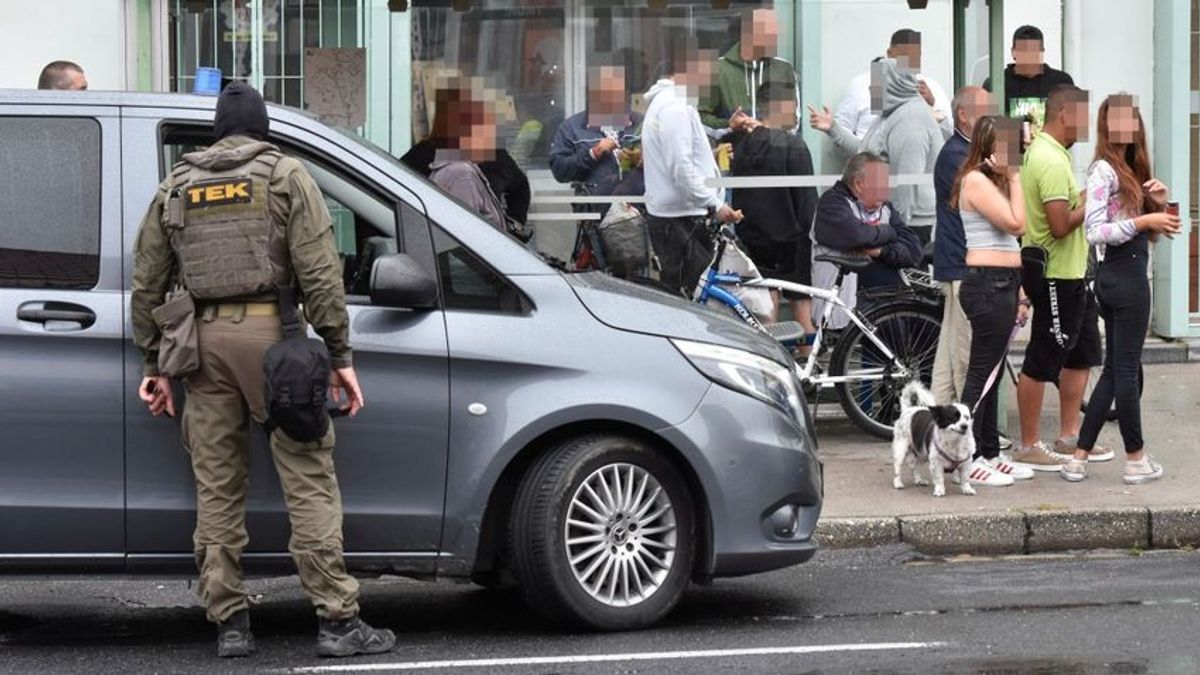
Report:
695,226,943,439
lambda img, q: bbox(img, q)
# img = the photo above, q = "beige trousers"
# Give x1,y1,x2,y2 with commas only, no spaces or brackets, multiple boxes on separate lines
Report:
182,312,359,623
932,281,972,405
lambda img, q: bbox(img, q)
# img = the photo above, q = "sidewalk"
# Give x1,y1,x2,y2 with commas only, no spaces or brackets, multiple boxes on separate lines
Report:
814,361,1200,555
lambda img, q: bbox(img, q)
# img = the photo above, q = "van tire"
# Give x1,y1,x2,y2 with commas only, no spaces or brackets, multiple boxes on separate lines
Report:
508,434,695,631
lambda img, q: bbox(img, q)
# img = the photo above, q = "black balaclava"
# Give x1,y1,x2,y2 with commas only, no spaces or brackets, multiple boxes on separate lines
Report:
213,81,270,141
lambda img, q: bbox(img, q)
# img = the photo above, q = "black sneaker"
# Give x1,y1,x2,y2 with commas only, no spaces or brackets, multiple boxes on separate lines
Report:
317,616,396,658
217,609,256,658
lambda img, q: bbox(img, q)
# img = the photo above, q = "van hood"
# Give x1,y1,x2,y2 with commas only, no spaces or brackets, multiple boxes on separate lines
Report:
565,272,793,366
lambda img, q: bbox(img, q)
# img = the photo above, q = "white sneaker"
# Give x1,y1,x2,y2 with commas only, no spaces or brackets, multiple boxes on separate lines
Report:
1123,455,1164,485
987,456,1034,481
953,458,1016,487
1060,458,1088,482
1054,438,1114,463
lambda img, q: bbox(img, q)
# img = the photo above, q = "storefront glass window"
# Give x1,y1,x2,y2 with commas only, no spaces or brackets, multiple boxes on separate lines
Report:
411,1,567,171
410,1,783,172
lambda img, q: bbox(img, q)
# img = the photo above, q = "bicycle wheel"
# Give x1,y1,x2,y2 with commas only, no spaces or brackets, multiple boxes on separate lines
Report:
830,301,943,439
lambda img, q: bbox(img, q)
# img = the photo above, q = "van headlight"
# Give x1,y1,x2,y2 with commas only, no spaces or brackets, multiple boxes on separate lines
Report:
672,339,803,421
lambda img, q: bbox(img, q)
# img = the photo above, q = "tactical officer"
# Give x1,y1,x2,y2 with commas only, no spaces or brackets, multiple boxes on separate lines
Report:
131,82,395,659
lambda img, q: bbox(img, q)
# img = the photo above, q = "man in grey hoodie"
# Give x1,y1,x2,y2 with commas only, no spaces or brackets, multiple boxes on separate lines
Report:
642,45,742,297
810,58,943,243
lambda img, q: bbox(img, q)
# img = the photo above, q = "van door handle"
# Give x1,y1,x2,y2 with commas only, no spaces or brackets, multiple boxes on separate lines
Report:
17,301,97,331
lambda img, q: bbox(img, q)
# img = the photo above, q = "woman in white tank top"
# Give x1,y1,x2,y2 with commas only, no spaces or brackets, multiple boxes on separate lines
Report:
946,116,1028,487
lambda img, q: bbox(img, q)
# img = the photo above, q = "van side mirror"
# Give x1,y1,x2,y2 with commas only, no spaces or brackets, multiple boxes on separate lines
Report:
369,253,439,309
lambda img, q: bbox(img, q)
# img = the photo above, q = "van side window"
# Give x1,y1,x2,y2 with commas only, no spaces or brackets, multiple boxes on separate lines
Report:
0,117,101,289
429,225,527,313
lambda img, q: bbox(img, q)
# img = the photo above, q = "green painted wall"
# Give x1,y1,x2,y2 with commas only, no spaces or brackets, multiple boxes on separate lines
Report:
1152,0,1193,337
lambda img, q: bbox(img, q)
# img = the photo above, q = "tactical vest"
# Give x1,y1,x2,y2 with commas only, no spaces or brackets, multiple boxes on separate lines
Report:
164,145,292,301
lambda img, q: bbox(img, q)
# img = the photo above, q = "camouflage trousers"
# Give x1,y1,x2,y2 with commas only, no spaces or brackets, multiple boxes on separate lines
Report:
182,310,359,623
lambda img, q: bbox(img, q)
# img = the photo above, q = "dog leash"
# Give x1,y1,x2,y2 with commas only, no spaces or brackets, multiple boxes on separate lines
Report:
970,316,1026,417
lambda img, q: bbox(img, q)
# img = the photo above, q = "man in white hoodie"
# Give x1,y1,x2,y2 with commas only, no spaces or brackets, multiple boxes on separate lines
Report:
642,45,743,297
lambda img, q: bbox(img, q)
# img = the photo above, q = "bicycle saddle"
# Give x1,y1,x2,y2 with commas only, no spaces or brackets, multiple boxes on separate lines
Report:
814,252,872,272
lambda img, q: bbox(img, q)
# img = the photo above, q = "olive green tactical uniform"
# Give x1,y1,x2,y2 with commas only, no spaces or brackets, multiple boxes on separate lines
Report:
132,135,359,624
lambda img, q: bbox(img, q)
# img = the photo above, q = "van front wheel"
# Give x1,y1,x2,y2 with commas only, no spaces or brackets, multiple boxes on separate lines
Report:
508,434,696,631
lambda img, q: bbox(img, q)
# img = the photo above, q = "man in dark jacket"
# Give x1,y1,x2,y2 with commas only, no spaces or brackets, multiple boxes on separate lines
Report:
983,25,1075,130
727,83,817,326
549,64,644,199
813,152,923,295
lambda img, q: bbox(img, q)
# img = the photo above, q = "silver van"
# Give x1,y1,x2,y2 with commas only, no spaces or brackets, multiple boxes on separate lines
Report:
0,90,821,630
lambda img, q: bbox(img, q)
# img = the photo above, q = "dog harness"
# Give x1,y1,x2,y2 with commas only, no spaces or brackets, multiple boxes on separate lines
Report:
911,409,969,472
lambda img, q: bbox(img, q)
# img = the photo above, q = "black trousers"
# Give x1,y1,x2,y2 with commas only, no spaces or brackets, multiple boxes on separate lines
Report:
959,266,1020,459
1078,248,1150,454
646,214,715,298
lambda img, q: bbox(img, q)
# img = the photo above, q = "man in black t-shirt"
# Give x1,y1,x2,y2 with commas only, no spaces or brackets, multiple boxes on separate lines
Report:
983,25,1075,131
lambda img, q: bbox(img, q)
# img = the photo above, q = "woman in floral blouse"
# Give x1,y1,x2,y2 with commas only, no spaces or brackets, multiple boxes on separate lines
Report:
1060,94,1181,485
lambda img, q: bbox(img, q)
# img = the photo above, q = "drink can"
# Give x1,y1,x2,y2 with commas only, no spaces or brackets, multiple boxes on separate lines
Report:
1165,201,1180,217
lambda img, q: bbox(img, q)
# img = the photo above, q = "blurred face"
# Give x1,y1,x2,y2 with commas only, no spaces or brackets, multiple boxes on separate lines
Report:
992,124,1021,169
676,50,716,99
887,41,922,72
459,103,498,162
762,99,797,130
1063,96,1091,145
741,9,779,61
587,66,627,124
854,162,891,210
956,89,993,135
868,61,885,114
1012,39,1044,74
1106,102,1141,145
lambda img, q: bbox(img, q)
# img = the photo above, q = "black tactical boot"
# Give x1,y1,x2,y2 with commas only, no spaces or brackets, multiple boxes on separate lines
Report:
216,609,256,658
316,615,396,658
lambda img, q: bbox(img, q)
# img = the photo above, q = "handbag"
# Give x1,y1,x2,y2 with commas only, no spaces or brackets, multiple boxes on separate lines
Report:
151,285,200,379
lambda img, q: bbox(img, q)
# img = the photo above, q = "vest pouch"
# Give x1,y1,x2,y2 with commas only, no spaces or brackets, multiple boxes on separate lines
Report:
263,334,333,445
151,289,200,379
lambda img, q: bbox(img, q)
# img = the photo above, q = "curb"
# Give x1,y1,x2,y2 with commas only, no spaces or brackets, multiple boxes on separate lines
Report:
1009,338,1200,364
816,506,1200,555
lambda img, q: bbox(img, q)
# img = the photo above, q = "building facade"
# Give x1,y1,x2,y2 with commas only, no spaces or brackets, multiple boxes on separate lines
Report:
1,0,1195,337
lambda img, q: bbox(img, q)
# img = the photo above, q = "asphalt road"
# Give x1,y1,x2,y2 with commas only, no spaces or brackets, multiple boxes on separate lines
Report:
2,547,1199,674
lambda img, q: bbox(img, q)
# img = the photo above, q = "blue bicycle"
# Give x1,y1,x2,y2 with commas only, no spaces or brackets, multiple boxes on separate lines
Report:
695,225,944,439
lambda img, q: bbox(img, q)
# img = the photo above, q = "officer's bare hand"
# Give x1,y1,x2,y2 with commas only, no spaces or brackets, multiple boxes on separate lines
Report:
138,376,176,418
330,367,365,417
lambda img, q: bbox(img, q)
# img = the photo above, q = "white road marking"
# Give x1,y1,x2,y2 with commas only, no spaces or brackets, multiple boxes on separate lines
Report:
286,641,947,673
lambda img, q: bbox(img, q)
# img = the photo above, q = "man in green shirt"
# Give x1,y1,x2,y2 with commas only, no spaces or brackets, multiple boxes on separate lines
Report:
1011,84,1107,473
